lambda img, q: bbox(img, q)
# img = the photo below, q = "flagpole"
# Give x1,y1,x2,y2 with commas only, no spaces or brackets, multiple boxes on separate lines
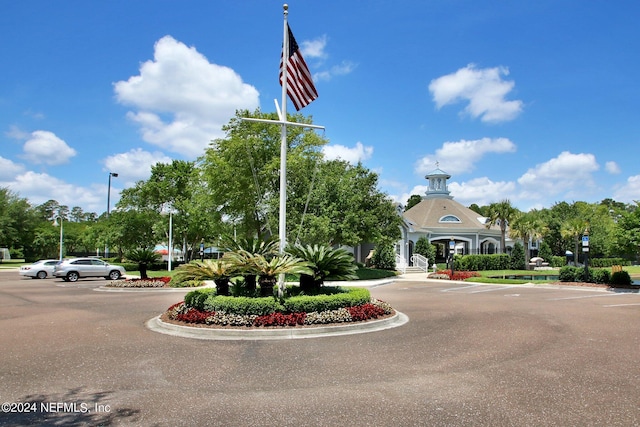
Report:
277,4,289,296
238,3,323,297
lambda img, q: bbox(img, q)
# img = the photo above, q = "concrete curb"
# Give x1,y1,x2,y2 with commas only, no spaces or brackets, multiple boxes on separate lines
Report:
146,311,409,341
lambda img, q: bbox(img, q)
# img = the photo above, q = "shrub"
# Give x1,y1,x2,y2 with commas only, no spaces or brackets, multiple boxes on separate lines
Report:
282,287,371,313
610,270,632,287
590,258,632,267
184,288,217,310
589,269,610,284
287,244,358,290
371,242,396,270
550,256,566,268
454,254,511,271
414,237,436,262
559,266,579,282
203,295,283,316
510,242,526,270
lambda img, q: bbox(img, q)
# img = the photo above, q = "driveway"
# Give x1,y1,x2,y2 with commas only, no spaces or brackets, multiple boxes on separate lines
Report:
1,270,639,426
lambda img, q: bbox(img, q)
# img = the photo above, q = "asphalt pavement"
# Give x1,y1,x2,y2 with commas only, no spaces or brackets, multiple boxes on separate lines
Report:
0,269,639,426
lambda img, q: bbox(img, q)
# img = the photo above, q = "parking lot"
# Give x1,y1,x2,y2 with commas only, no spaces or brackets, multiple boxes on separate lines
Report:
1,270,639,426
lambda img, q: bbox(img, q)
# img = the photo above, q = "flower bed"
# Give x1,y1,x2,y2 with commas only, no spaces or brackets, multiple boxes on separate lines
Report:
106,276,172,288
429,270,481,281
164,299,394,328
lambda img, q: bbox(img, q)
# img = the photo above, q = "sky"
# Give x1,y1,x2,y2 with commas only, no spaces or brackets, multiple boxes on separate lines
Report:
2,0,639,216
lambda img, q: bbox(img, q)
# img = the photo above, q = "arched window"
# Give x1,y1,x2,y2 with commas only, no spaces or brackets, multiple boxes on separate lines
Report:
439,215,461,223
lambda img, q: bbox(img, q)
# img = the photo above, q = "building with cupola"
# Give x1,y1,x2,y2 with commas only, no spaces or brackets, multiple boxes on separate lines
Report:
396,166,506,266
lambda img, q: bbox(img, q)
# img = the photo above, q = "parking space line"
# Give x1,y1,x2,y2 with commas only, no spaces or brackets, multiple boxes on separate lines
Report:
441,284,481,293
548,293,628,301
603,303,640,308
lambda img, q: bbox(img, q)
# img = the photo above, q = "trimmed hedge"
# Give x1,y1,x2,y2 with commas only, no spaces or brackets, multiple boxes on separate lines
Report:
282,287,371,313
183,286,371,316
590,258,632,267
454,254,511,271
204,295,283,316
184,288,216,310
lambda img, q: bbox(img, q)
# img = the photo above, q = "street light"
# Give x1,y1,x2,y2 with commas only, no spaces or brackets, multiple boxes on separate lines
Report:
106,172,118,257
52,214,64,261
449,238,455,278
162,204,176,271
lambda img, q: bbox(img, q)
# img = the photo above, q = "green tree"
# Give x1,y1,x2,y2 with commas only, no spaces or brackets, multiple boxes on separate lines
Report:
509,210,546,269
200,109,400,248
201,109,327,240
0,188,39,260
616,201,640,261
126,248,161,279
118,160,222,261
404,194,422,211
414,236,436,263
561,217,588,265
486,199,519,253
294,160,401,246
510,241,526,270
372,239,396,270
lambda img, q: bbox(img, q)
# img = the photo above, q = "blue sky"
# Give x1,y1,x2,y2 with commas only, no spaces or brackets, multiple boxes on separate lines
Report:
2,0,639,215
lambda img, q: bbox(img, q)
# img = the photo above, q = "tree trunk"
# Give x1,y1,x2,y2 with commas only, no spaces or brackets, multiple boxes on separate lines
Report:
258,275,276,297
244,274,257,293
215,276,230,296
139,262,148,279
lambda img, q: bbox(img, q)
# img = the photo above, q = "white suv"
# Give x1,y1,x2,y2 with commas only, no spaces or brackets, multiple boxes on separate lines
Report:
54,258,126,282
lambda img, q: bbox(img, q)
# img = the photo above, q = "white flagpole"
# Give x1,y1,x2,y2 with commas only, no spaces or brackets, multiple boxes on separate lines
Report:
239,3,324,297
277,4,290,296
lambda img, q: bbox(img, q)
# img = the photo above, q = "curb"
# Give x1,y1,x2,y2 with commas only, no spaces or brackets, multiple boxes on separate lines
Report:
146,311,409,341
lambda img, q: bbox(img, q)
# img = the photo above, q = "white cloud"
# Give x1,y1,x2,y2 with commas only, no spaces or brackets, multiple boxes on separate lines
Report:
5,125,29,140
322,141,373,164
613,175,640,202
605,161,621,174
22,130,77,165
103,148,172,187
449,177,516,206
113,35,259,158
415,137,516,176
300,35,328,59
314,61,357,82
517,151,599,200
429,64,523,123
0,156,25,180
393,184,429,207
6,171,106,213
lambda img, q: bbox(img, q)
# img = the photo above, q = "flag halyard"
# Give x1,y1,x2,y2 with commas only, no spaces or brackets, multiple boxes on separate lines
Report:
279,24,318,111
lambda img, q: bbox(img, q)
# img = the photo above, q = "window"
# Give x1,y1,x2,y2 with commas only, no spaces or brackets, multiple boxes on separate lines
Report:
439,215,461,223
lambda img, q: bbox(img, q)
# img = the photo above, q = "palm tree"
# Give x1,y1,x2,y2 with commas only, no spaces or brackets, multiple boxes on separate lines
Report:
222,236,279,292
486,199,519,253
249,254,313,297
287,244,358,291
561,218,588,266
126,248,160,279
509,210,547,269
174,258,237,295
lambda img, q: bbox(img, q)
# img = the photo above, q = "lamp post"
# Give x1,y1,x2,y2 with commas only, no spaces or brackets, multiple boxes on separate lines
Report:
162,204,175,271
106,172,118,257
582,228,590,281
52,213,64,261
449,238,455,278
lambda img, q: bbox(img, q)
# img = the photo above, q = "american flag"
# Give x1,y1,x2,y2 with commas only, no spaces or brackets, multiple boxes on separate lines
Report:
279,24,318,111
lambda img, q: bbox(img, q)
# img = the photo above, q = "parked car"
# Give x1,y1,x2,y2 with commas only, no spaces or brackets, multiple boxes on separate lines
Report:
53,258,126,282
19,259,59,279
